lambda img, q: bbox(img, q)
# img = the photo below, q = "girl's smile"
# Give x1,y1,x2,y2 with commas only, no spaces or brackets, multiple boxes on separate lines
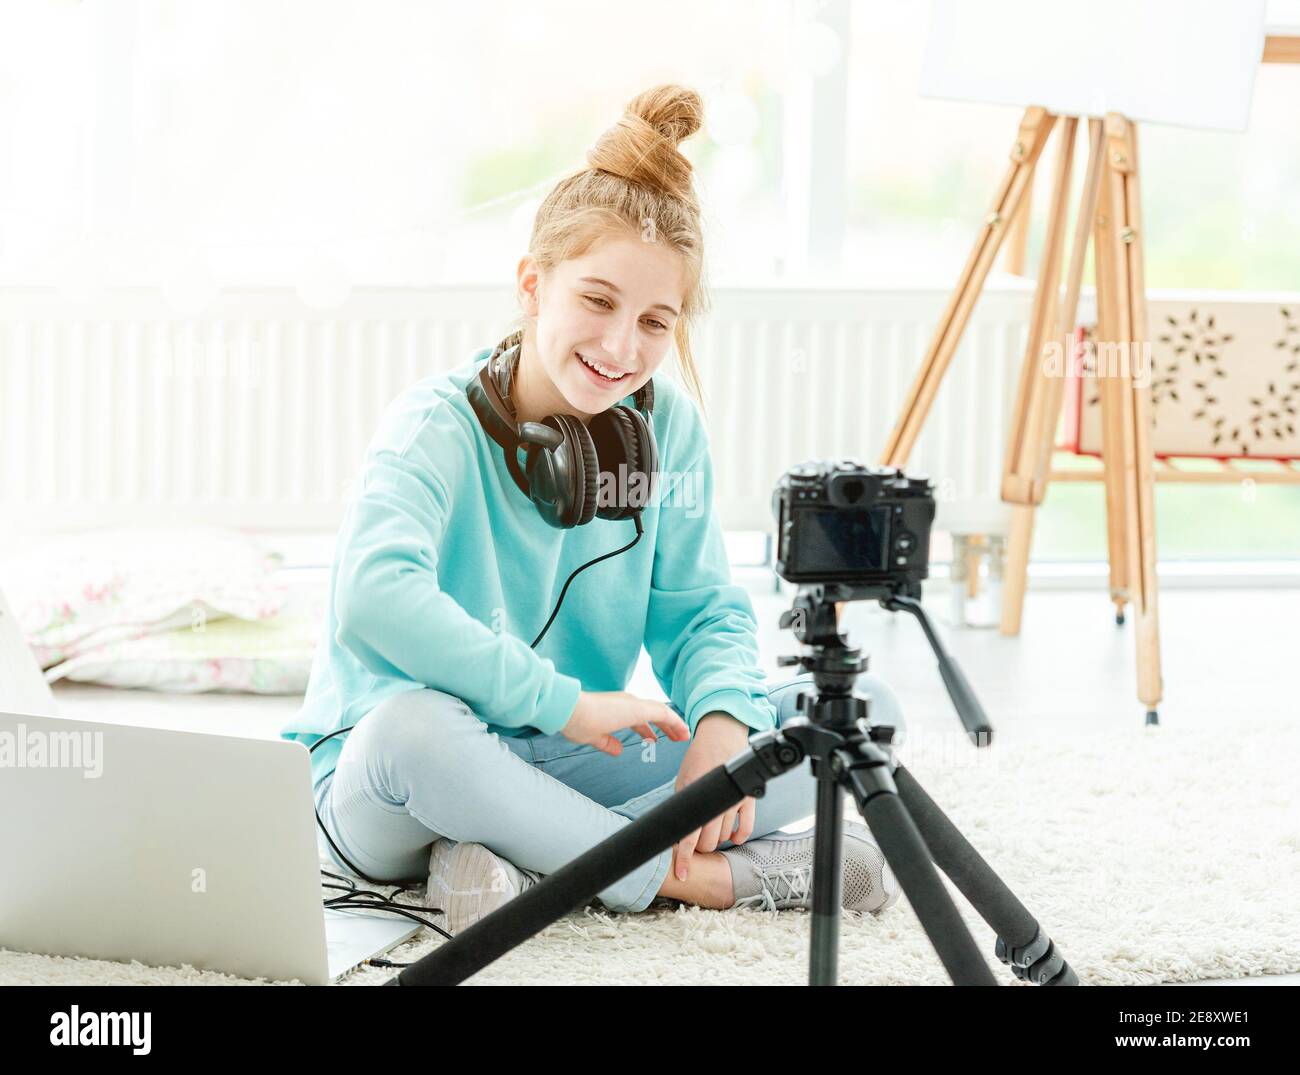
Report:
574,351,634,387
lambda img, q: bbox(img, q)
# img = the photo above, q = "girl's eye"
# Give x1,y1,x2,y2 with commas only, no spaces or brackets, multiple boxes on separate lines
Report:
586,294,667,331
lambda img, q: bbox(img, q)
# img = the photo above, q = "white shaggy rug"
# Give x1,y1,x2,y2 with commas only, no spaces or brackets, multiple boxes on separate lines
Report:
4,706,1298,986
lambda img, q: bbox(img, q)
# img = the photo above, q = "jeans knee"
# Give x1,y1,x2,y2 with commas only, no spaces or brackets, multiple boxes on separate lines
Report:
856,673,907,743
769,673,815,728
348,688,490,785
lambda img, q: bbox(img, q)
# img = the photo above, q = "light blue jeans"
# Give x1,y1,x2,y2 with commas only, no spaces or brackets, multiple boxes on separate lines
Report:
314,671,906,913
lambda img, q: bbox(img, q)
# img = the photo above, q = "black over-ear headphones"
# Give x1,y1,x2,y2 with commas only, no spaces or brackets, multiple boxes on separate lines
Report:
466,330,659,529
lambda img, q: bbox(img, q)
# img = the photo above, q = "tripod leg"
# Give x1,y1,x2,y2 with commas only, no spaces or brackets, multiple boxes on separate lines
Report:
809,764,844,986
892,764,1078,985
838,752,999,985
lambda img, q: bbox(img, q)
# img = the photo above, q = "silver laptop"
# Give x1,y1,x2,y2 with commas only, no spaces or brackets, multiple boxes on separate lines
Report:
0,708,420,984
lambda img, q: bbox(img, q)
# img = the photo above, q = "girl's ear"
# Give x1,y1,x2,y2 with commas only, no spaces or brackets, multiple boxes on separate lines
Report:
516,256,542,317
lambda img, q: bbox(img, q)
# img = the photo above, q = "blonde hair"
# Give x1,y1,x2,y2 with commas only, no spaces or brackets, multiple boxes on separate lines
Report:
514,83,709,413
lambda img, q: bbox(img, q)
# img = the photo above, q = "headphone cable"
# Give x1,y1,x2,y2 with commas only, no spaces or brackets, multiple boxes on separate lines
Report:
530,513,643,648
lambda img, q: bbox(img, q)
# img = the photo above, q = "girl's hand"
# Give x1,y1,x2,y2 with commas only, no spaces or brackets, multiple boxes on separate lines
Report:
561,691,689,757
672,713,755,881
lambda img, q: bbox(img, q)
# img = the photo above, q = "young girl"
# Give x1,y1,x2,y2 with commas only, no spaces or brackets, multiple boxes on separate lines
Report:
284,84,905,934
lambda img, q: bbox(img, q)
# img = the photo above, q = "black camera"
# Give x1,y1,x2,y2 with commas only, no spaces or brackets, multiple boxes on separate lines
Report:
771,460,935,587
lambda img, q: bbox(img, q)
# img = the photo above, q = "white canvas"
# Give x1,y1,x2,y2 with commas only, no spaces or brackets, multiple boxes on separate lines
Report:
920,0,1267,132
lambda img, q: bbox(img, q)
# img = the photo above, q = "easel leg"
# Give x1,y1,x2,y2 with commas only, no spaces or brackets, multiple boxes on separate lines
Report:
966,534,986,599
881,107,1056,467
1030,119,1106,505
996,120,1076,635
1002,165,1034,276
1092,129,1131,623
999,506,1034,635
1000,119,1108,637
1098,372,1131,623
1103,114,1164,724
1001,117,1077,506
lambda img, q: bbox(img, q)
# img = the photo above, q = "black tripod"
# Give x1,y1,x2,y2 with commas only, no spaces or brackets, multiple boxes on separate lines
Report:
387,582,1077,986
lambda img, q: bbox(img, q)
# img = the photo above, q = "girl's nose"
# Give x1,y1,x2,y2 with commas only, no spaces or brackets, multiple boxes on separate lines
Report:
603,317,637,365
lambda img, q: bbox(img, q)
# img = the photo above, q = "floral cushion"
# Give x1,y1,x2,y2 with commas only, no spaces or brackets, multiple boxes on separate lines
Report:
44,611,318,695
0,526,287,670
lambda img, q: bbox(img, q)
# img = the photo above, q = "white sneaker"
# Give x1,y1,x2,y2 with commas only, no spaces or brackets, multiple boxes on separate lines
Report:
426,839,541,935
723,820,900,914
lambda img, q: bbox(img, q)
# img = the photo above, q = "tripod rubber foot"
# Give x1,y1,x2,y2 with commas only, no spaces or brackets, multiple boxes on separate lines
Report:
995,929,1076,986
1115,610,1126,626
1145,709,1159,727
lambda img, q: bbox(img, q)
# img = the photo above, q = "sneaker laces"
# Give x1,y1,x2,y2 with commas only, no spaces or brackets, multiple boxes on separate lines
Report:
733,863,813,913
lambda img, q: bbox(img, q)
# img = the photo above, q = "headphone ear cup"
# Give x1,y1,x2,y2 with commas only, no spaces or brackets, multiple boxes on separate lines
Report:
541,413,598,527
526,413,588,528
623,407,658,493
589,406,658,521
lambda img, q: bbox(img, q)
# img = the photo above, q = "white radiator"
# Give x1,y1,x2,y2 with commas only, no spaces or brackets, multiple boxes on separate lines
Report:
0,285,1034,537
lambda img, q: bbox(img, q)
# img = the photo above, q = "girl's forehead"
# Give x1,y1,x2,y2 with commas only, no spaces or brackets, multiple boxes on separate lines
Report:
560,239,686,298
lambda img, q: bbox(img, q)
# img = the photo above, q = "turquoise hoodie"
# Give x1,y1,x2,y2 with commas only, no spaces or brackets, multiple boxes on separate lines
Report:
282,346,777,787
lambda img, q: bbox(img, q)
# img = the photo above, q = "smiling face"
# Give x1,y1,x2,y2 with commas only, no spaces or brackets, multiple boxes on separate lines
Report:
514,232,686,424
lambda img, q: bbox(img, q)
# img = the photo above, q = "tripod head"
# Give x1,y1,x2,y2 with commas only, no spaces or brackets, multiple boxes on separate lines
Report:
778,581,994,747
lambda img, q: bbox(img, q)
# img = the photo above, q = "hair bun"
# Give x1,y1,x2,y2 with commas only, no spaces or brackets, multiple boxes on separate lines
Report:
586,84,703,203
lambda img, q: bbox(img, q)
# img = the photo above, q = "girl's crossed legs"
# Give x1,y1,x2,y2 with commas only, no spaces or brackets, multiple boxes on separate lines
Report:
315,672,906,913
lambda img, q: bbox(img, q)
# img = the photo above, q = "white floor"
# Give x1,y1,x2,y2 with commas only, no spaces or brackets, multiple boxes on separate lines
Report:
49,570,1300,986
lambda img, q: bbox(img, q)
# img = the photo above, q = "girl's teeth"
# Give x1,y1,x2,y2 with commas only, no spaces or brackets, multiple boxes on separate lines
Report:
578,353,626,381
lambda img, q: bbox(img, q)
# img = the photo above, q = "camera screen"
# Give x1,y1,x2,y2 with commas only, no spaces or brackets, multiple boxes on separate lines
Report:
796,507,891,572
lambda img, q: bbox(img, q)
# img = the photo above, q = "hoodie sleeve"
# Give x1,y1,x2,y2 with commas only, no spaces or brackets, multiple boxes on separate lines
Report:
642,411,777,737
333,448,582,735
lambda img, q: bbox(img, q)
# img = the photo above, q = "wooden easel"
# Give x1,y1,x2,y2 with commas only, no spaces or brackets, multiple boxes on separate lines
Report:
880,37,1300,724
879,106,1164,724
